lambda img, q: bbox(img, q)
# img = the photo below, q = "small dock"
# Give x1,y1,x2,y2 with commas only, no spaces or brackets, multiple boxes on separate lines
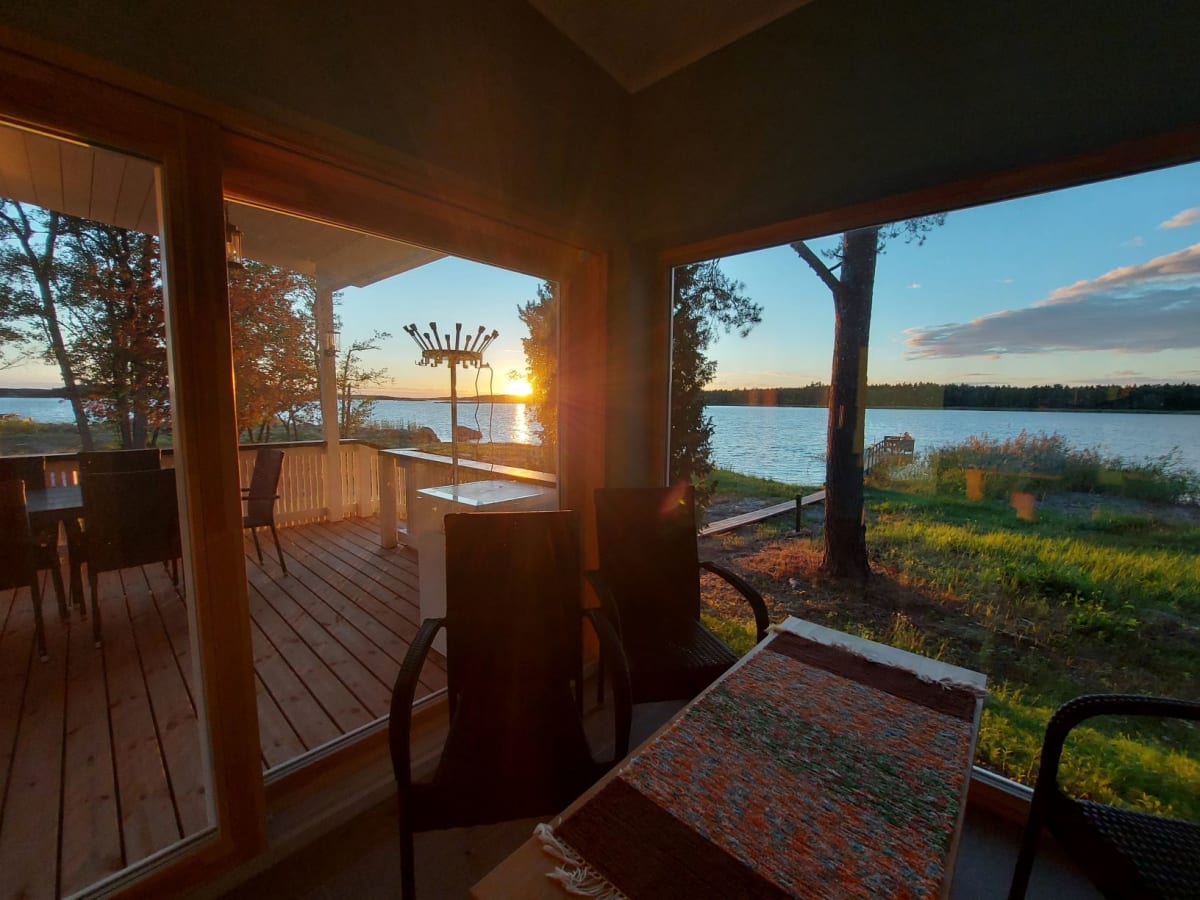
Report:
864,433,915,473
701,489,826,537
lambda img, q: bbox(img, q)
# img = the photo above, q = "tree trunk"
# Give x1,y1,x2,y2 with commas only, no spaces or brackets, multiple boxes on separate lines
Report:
822,226,879,578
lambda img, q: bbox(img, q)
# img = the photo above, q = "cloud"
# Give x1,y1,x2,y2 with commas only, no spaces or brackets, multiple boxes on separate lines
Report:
905,244,1200,358
999,277,1014,284
908,282,921,289
1121,236,1144,248
1160,207,1200,229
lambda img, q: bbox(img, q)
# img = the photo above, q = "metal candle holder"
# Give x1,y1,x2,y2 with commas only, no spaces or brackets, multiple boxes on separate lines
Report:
404,321,499,485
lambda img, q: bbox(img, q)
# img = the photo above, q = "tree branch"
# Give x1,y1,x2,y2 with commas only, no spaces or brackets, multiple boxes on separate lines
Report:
790,241,841,295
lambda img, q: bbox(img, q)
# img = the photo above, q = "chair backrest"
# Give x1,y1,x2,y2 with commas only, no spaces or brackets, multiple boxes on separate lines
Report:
436,510,592,808
594,483,701,643
245,448,284,525
78,448,161,476
81,468,180,574
0,479,36,591
0,456,47,491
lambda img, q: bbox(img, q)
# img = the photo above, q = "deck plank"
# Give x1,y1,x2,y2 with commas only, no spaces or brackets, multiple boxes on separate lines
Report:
254,671,305,770
0,583,34,831
247,536,443,696
123,567,208,838
100,569,182,866
0,575,68,900
0,515,441,898
59,608,123,897
245,557,392,720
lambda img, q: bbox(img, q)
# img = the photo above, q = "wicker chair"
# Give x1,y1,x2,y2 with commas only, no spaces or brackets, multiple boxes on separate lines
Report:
0,455,67,618
242,448,286,574
81,468,181,647
589,483,769,705
389,510,631,900
1009,693,1200,899
0,480,50,661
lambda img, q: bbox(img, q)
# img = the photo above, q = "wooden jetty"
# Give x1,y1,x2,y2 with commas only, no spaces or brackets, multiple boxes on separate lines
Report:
701,488,827,537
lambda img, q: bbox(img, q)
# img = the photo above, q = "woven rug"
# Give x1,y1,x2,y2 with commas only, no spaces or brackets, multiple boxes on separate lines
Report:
540,630,983,899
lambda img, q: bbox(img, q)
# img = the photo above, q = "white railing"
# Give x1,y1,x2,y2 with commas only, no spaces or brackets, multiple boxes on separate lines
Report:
25,440,383,527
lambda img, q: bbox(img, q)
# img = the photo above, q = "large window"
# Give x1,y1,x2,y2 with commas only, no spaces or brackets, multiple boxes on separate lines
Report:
0,123,215,897
674,160,1200,820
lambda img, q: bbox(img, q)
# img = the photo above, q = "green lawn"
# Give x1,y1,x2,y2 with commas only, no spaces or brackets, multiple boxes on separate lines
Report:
701,467,1200,819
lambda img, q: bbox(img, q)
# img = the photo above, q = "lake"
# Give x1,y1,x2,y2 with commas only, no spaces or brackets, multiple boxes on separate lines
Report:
4,397,1197,484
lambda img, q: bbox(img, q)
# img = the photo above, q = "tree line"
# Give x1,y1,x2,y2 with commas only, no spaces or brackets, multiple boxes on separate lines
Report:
704,382,1200,412
0,200,387,449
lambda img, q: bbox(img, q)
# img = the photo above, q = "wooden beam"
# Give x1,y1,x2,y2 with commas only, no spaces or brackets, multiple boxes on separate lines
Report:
315,281,342,522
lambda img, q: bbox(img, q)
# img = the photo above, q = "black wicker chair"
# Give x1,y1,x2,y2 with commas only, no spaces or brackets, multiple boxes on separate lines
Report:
588,483,769,705
81,468,181,647
389,510,631,900
242,448,286,574
0,455,67,619
0,480,50,661
1009,693,1200,899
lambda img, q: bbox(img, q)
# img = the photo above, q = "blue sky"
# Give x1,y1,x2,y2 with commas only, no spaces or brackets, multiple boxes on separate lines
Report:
4,160,1198,395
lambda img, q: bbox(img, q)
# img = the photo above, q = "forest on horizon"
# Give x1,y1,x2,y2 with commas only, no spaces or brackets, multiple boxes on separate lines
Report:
704,382,1200,412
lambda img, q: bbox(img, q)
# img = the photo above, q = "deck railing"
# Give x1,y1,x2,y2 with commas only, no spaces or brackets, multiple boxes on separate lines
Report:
29,441,555,535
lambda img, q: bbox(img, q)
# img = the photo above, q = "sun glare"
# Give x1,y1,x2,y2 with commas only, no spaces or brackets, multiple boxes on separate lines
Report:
505,377,533,397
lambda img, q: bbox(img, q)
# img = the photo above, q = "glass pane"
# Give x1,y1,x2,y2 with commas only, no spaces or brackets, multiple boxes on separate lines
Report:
0,123,213,896
224,202,558,774
673,159,1200,819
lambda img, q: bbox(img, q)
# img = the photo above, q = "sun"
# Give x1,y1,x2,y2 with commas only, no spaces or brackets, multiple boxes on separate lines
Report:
505,376,533,397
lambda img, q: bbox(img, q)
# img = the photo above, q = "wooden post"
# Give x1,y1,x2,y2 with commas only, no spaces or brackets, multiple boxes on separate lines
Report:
379,450,398,548
316,279,342,521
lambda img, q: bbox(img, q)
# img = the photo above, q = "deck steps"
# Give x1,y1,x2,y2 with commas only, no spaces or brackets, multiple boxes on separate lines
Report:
700,489,826,537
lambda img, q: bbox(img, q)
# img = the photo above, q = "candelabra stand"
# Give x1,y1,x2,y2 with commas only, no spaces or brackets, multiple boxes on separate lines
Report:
404,321,498,485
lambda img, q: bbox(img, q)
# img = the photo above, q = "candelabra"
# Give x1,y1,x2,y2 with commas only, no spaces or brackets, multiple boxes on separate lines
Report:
404,321,499,485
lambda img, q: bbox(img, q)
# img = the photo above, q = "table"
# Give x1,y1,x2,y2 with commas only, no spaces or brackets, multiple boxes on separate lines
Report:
410,479,557,652
472,616,986,900
25,485,85,610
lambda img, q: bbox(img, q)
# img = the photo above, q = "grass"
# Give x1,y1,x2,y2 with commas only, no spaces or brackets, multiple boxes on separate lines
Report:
699,455,1200,820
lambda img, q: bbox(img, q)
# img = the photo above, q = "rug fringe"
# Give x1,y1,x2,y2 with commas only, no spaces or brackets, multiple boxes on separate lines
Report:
535,823,627,899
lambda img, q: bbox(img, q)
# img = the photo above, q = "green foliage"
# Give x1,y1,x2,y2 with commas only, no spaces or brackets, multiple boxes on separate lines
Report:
705,381,1200,412
670,261,761,509
517,282,557,456
336,329,390,438
924,431,1199,505
704,467,808,502
700,613,758,656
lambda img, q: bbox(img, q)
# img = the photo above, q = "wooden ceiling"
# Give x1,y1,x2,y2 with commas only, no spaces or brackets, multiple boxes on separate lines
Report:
527,0,811,92
0,124,444,291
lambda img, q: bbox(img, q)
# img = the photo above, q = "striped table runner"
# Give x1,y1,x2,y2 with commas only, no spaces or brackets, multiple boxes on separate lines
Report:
539,621,985,899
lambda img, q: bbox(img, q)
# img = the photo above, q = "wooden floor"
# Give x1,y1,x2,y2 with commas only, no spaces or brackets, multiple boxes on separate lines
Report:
0,515,444,900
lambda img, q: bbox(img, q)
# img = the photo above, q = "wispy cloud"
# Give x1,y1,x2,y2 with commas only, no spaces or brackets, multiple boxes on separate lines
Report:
904,244,1200,358
909,282,921,289
1121,236,1144,248
999,277,1014,284
1159,207,1200,229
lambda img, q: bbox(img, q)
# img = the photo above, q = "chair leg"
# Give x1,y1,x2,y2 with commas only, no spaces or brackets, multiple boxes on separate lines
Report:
50,557,68,621
269,522,287,575
250,527,264,564
89,571,102,648
398,796,417,900
30,576,48,662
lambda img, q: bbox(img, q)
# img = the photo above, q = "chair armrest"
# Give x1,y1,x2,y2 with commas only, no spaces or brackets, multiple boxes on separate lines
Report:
699,560,769,642
583,570,623,637
1038,694,1200,793
388,617,446,789
584,607,632,760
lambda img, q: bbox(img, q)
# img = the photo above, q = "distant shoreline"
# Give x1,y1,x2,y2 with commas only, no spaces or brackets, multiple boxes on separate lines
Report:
0,388,533,404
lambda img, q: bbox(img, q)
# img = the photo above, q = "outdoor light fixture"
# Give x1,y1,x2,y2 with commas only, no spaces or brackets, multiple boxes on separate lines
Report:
224,203,244,264
404,320,497,484
322,330,340,358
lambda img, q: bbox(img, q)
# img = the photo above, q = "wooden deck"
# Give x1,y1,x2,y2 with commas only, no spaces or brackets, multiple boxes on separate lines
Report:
0,515,443,900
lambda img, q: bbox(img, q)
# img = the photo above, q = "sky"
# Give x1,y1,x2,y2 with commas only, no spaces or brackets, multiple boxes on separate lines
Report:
2,160,1198,394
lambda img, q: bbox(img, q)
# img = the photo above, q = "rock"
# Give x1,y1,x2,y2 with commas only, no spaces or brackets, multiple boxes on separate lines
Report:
454,424,482,441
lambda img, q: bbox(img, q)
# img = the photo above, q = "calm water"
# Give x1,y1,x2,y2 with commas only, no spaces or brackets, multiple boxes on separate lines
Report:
6,397,1198,483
